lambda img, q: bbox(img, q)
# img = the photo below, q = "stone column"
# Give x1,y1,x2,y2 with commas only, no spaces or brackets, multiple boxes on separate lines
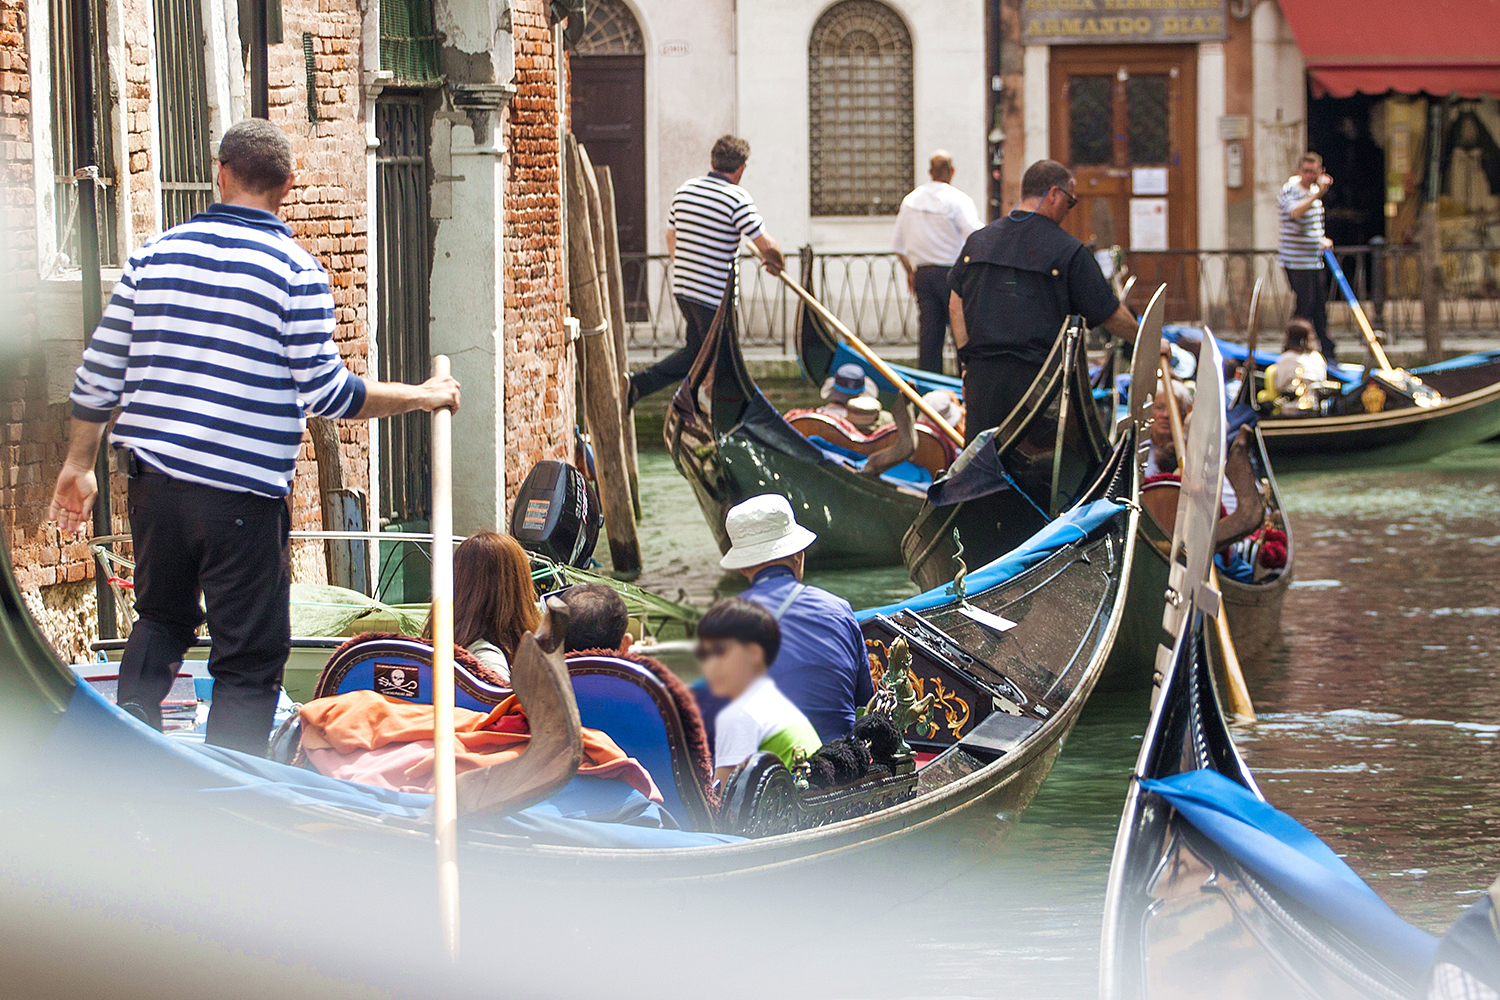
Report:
430,84,515,535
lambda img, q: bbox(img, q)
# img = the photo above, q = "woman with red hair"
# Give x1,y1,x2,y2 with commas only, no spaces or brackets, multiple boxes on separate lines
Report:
424,530,539,684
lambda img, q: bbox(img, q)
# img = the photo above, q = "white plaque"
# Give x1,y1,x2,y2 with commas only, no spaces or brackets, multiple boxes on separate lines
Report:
1132,167,1168,195
1130,198,1169,250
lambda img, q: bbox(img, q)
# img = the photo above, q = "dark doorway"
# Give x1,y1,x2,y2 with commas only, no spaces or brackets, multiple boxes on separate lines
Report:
1309,94,1387,248
570,0,647,317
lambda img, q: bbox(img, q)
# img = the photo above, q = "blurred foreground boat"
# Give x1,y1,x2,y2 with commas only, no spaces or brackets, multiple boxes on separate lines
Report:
2,447,1146,874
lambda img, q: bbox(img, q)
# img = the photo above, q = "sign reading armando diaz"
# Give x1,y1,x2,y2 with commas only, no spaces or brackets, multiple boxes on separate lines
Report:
1023,0,1227,45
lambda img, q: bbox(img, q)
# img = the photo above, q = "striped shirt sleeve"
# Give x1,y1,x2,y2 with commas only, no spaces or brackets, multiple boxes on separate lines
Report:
732,195,765,241
70,253,142,421
283,266,365,418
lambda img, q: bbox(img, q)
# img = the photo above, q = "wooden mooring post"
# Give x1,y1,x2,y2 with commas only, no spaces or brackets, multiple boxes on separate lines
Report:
565,134,641,580
591,163,642,521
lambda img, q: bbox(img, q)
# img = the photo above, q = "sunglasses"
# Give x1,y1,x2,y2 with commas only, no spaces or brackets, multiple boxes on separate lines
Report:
1052,185,1078,210
694,639,731,661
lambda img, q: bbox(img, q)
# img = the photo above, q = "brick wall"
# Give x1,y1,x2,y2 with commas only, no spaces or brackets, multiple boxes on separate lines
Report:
0,0,118,661
1,0,375,658
502,0,574,509
272,0,371,578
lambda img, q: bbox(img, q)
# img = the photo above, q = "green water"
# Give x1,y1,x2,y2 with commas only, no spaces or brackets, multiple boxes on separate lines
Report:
597,443,1500,997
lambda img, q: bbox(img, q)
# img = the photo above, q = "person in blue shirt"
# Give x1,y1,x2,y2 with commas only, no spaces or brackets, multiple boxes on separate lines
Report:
710,494,874,744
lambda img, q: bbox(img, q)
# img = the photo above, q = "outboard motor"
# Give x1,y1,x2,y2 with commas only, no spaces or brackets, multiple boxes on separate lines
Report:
510,460,602,568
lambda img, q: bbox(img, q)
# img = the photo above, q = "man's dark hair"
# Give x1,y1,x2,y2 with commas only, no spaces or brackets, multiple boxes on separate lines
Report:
561,583,630,652
1021,159,1073,200
1300,151,1324,168
218,119,294,194
699,597,780,664
711,135,751,174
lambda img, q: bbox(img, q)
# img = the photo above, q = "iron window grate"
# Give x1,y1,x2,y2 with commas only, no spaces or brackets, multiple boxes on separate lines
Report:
808,0,913,217
49,0,119,266
154,0,214,229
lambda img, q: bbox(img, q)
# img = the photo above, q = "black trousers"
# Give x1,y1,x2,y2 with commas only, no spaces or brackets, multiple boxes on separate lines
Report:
629,296,721,402
1285,266,1336,360
914,265,952,374
961,357,1045,444
116,469,291,756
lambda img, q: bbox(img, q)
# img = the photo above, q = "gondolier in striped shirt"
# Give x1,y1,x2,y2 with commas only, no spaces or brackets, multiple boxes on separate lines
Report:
1278,152,1337,361
49,119,461,756
626,135,785,406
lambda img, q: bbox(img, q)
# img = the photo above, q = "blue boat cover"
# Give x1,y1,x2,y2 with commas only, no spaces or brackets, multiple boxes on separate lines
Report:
856,498,1124,621
827,342,965,398
1412,348,1500,376
1162,324,1362,385
1142,769,1437,983
43,679,745,849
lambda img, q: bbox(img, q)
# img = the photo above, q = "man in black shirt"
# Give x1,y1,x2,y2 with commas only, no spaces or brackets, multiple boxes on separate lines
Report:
948,160,1138,442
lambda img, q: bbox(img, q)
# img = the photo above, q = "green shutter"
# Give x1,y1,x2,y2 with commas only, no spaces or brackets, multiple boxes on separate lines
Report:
380,0,442,85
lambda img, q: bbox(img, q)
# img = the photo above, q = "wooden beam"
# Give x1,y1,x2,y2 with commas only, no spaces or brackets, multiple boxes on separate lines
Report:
564,135,641,579
591,164,641,521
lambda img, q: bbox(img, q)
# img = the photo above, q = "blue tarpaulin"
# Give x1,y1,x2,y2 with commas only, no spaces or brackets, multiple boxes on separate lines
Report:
856,498,1123,621
1142,769,1437,983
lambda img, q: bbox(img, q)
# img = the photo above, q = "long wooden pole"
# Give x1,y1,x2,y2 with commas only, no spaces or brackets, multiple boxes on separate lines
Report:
1158,355,1256,721
591,164,642,521
429,355,459,960
749,244,963,446
564,135,641,579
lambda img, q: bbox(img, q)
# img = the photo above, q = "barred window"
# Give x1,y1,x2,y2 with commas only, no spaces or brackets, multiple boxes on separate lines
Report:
575,0,644,56
48,0,119,266
154,0,214,229
808,0,913,217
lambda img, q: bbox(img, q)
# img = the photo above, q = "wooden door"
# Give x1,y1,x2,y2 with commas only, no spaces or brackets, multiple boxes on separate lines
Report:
572,55,647,249
572,55,647,317
1050,46,1198,317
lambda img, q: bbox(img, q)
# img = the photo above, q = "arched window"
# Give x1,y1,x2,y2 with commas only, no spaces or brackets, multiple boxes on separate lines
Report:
575,0,645,56
808,0,913,217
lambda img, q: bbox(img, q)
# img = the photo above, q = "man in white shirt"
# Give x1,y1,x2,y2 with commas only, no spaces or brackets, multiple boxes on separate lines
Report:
892,151,983,373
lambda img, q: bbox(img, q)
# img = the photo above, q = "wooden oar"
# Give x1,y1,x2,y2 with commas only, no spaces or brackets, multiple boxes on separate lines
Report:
1323,248,1395,373
1158,354,1257,722
747,243,963,446
429,355,459,960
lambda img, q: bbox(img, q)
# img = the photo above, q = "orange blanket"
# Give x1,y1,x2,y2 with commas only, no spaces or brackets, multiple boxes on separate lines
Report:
299,690,661,802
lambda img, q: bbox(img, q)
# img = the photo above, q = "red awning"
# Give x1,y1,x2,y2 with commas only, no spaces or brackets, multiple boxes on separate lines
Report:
1277,0,1500,98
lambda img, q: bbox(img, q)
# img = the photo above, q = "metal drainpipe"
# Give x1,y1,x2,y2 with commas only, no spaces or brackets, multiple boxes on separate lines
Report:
70,0,114,639
251,0,270,117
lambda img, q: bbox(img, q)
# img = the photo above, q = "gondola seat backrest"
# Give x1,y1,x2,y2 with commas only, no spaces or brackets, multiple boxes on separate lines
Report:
564,654,716,833
311,635,512,712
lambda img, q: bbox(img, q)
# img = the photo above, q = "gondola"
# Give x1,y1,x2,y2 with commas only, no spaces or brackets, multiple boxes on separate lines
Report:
2,420,1146,877
664,278,1107,570
1099,357,1441,998
899,288,1168,693
1136,335,1297,663
1164,328,1500,471
1098,593,1443,999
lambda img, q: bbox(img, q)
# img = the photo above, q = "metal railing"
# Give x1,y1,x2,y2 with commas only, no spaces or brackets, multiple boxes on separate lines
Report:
622,244,1500,353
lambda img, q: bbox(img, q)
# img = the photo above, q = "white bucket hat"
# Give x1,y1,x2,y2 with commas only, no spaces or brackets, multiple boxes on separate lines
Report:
820,362,878,402
719,494,818,570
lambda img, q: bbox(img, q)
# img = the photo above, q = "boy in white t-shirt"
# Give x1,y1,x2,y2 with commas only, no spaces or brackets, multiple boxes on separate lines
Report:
696,598,823,784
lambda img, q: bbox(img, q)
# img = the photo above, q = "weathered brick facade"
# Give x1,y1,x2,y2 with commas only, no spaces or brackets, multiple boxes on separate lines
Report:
502,0,574,507
2,0,580,660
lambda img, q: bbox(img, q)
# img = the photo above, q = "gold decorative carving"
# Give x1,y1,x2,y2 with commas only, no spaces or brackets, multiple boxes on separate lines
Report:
865,638,971,740
1361,383,1387,414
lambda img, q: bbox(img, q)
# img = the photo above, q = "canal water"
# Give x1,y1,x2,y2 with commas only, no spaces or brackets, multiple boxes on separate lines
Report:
598,442,1500,998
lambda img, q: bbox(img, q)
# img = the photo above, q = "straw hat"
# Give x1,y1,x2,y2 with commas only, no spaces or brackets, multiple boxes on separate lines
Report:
719,494,818,570
846,395,881,430
820,362,878,402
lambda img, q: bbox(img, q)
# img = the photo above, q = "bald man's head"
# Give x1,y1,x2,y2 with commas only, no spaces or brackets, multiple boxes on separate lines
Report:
928,151,954,182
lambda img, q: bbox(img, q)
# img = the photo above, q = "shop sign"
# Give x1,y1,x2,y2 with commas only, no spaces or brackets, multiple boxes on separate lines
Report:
1022,0,1228,45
